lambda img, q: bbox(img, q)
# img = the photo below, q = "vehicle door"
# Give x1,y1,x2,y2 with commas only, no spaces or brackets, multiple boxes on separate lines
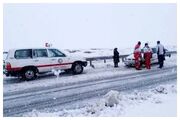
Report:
151,48,158,63
32,49,52,72
47,49,72,70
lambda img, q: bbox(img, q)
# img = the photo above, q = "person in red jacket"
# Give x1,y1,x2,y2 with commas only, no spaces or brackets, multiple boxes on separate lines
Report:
134,41,142,70
143,43,152,69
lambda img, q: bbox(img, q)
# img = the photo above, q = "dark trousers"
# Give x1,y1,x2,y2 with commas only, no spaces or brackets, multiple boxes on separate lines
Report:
114,62,118,67
158,55,164,68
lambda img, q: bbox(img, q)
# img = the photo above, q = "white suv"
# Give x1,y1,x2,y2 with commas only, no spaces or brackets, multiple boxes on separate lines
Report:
4,48,87,80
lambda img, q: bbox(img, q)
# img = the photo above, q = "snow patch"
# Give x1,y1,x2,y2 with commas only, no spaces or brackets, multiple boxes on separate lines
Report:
23,83,176,117
85,90,121,115
51,69,62,77
151,85,168,94
104,90,121,107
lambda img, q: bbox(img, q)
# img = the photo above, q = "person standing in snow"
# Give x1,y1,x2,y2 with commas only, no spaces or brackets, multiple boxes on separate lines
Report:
113,48,120,68
143,43,152,69
134,41,142,70
156,41,165,68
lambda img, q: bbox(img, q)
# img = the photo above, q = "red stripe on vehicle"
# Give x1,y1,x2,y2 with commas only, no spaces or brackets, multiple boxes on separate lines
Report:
37,63,73,67
8,63,73,71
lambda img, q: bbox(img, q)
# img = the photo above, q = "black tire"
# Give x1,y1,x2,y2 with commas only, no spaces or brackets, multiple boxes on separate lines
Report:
72,63,83,74
22,68,37,80
64,69,72,74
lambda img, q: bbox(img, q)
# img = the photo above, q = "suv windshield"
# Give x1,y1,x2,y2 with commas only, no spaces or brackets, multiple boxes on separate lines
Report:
15,49,32,59
3,52,8,60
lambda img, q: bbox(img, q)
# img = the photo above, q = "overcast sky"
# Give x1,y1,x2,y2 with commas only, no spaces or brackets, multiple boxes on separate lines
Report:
3,3,176,51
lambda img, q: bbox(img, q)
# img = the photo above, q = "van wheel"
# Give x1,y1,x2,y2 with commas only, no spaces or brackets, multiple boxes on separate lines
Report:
72,63,83,74
22,68,37,80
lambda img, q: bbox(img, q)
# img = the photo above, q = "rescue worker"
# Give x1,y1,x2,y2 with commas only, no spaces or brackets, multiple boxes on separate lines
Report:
113,48,120,67
143,43,152,69
134,41,142,70
156,41,165,68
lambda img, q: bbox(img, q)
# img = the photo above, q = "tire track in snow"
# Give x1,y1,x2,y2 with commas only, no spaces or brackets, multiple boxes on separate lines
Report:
4,65,176,97
3,66,176,116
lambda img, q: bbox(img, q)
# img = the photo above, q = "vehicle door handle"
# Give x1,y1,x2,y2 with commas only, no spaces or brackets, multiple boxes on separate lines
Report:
51,59,56,61
34,60,39,62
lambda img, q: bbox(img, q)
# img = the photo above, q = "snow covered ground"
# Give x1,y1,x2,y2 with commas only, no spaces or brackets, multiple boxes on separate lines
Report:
3,48,177,117
3,54,176,93
63,45,177,58
23,82,177,117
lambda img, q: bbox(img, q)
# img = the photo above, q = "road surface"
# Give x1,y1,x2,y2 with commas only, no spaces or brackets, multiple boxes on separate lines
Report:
3,64,177,116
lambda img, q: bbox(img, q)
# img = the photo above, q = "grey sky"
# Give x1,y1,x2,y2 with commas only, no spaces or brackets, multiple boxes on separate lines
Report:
3,3,176,51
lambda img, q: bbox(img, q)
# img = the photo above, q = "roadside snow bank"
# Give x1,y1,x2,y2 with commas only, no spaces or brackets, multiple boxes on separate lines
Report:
104,90,120,107
24,83,176,117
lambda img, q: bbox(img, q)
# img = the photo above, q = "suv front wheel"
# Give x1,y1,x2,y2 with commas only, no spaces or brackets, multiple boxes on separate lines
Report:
72,63,83,74
22,68,37,80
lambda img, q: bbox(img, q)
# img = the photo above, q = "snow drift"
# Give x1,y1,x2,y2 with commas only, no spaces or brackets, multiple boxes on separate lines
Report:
24,83,176,117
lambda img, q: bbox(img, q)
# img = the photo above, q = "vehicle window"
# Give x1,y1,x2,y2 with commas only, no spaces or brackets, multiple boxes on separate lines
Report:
48,49,66,57
152,48,156,53
15,49,32,59
3,52,8,60
33,49,48,58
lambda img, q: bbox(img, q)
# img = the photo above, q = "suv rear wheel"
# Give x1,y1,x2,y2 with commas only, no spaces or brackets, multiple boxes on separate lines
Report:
72,63,83,74
22,68,37,80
